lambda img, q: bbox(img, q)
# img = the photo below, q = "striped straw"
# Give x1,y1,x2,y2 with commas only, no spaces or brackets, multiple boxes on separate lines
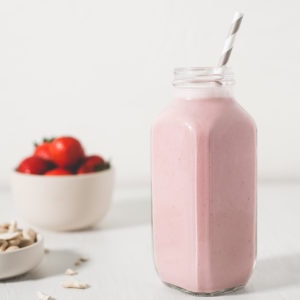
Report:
218,12,244,67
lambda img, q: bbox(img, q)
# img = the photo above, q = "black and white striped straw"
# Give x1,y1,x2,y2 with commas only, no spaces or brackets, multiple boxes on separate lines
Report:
218,12,244,67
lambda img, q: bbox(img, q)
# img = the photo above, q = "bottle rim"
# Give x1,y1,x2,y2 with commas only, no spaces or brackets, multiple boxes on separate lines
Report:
173,67,234,87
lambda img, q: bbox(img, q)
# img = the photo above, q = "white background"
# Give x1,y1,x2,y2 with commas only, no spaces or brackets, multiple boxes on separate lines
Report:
0,0,299,188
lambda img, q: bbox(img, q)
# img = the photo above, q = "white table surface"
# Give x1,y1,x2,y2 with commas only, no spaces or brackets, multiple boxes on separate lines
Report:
0,182,300,300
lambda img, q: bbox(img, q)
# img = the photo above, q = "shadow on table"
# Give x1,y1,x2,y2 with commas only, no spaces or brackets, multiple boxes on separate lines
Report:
237,253,300,295
3,249,82,282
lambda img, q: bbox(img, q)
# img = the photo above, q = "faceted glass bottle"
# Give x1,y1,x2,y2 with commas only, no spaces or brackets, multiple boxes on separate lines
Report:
151,67,256,295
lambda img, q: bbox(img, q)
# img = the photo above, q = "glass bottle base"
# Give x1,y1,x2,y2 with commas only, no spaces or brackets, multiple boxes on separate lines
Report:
164,282,244,296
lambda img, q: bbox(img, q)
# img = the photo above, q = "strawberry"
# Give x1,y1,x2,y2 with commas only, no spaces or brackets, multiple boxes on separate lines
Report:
17,156,53,175
77,155,108,174
49,136,85,168
33,138,54,161
45,168,72,176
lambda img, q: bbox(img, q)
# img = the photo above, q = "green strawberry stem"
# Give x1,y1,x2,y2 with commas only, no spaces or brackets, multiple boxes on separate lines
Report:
33,137,55,148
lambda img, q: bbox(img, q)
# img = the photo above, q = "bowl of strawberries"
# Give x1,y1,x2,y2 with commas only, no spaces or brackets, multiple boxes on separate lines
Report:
11,136,114,231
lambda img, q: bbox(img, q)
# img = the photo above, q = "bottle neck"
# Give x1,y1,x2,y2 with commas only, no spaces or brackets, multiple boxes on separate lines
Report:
172,67,235,100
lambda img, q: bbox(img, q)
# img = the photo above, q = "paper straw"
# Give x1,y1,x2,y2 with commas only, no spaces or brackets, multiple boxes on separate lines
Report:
218,12,244,67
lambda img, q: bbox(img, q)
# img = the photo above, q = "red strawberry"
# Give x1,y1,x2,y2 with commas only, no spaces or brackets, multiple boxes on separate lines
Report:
45,168,72,176
49,136,85,168
17,156,53,175
77,155,107,174
33,139,53,161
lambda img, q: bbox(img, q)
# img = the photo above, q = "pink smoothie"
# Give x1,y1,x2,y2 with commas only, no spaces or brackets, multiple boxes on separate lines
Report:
151,87,256,294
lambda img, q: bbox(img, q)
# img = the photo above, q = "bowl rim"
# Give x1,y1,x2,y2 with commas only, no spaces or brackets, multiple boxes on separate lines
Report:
11,166,114,178
0,234,44,256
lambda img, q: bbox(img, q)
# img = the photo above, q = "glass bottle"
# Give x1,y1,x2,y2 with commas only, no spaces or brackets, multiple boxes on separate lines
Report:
151,67,256,295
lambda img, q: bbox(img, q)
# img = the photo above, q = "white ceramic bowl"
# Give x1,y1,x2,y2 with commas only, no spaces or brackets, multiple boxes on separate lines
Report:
11,168,114,231
0,234,44,280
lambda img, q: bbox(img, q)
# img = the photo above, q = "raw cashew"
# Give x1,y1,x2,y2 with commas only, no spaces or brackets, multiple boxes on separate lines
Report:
0,232,20,241
8,220,17,233
65,268,77,275
0,240,8,252
61,280,88,289
22,228,37,242
6,246,19,252
19,239,34,248
36,291,53,300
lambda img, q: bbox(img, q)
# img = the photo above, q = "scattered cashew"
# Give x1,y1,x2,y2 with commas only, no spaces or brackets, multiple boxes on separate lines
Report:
37,291,53,300
74,260,81,266
65,268,77,275
61,280,88,289
79,256,88,262
74,256,89,266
